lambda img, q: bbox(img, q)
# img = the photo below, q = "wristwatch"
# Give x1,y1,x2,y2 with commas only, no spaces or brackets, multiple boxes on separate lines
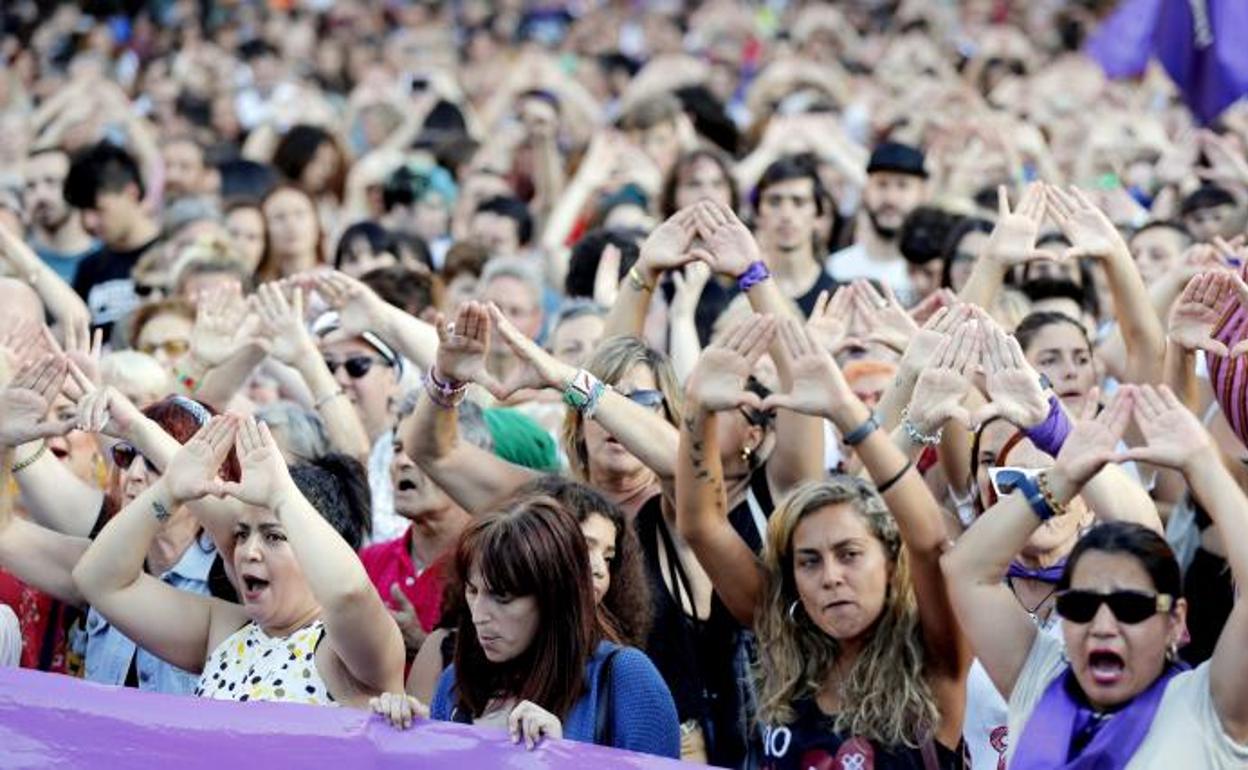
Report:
993,468,1056,521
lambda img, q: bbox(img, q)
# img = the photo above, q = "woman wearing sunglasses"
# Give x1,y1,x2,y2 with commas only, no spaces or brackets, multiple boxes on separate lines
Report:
943,385,1248,768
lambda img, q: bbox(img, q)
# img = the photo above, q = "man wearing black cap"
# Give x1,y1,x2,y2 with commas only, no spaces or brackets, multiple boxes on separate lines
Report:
827,141,929,302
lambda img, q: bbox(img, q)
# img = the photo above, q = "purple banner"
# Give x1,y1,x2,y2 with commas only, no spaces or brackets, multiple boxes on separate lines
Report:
0,667,691,769
1086,0,1248,124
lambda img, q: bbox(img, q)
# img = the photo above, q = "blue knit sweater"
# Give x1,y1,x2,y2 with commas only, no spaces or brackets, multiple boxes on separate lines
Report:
430,641,680,758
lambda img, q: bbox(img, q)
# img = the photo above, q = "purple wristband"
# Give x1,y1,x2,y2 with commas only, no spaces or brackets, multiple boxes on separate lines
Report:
1024,396,1072,456
737,260,771,292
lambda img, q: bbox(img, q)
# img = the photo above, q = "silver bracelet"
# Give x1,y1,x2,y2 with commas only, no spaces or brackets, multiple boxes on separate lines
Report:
900,407,943,446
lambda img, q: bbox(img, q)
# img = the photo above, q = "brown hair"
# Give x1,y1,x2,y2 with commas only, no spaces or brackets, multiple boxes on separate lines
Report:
441,240,491,286
660,147,740,218
450,495,599,720
257,184,324,282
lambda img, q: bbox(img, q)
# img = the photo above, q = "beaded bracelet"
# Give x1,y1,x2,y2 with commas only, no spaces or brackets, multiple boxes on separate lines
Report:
12,441,47,474
425,368,467,408
900,407,943,446
1037,471,1069,518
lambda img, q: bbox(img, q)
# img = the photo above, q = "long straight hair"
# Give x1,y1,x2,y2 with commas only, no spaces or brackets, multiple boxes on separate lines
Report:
450,496,599,719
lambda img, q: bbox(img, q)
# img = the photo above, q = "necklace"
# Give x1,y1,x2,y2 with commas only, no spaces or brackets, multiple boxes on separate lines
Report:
1008,577,1058,624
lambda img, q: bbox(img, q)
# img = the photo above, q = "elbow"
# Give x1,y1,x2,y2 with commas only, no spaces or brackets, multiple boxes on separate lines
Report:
71,560,101,604
938,547,970,585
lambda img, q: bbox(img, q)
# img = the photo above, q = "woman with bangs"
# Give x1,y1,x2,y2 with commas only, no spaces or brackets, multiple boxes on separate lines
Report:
943,385,1248,768
374,495,678,756
676,313,971,769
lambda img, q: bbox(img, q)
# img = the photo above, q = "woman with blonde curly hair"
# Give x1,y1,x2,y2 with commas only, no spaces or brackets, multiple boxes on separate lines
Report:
677,313,970,768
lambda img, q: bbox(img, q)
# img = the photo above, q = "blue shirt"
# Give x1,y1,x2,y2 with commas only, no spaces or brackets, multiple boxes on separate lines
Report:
84,535,218,695
432,641,680,758
35,242,97,285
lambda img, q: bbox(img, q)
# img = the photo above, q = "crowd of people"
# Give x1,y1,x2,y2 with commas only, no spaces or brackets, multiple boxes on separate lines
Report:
0,1,1246,767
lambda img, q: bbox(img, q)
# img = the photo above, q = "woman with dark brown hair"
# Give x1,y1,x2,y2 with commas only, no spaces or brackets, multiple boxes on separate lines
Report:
373,495,679,757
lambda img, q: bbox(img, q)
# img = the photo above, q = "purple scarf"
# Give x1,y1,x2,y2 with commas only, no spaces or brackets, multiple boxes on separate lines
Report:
1012,661,1188,770
1007,560,1066,585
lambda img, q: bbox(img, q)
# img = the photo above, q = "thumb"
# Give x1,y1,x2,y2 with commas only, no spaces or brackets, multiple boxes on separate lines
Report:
947,406,974,430
736,391,763,411
34,417,77,439
389,583,415,612
1198,339,1231,357
760,393,800,413
1229,339,1248,358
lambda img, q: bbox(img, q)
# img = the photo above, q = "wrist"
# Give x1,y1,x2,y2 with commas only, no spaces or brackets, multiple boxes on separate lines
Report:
1042,465,1081,506
832,401,872,434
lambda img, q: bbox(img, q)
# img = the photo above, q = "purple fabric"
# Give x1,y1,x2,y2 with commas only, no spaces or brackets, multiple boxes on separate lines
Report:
1011,662,1186,770
0,667,692,769
1209,274,1248,448
1086,0,1248,124
1023,396,1072,457
1006,559,1066,585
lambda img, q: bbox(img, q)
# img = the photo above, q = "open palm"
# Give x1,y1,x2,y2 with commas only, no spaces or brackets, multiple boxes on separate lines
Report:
0,356,75,447
986,184,1044,266
910,368,972,433
1117,385,1211,471
1167,273,1232,356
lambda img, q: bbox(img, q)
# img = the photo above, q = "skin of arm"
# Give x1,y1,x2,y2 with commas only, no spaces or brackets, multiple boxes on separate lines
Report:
190,344,270,411
0,447,88,606
0,223,91,330
406,627,451,705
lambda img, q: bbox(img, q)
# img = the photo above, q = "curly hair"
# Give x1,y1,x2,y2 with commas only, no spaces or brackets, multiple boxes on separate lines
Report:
755,478,940,748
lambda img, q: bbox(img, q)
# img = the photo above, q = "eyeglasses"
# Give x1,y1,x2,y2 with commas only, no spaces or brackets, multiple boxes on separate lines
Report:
111,443,159,473
1054,589,1174,624
139,339,190,358
988,466,1042,498
324,355,390,379
624,389,665,411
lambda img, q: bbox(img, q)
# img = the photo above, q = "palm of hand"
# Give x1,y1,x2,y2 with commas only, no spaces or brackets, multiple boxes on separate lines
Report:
785,357,840,415
1066,212,1118,255
705,223,757,275
912,370,967,431
265,317,308,364
987,369,1048,424
642,221,691,270
233,448,285,507
1169,303,1220,349
691,350,751,411
989,214,1040,264
0,390,51,445
807,315,850,353
902,329,945,370
336,292,382,337
1058,422,1118,483
192,319,239,367
437,337,489,385
166,443,219,502
1139,410,1208,467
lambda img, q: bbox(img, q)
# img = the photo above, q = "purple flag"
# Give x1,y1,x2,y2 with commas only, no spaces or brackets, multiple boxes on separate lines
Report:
0,667,692,769
1086,0,1248,124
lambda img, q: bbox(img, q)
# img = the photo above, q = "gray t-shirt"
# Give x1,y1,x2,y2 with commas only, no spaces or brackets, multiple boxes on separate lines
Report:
1007,631,1248,768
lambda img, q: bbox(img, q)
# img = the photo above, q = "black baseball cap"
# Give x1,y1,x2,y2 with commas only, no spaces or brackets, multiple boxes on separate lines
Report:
866,142,928,179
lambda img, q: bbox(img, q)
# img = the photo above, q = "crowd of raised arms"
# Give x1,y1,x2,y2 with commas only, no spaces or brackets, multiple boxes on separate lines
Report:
0,1,1246,768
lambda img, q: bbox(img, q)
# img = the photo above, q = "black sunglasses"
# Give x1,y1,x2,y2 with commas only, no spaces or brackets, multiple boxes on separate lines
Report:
1055,589,1174,625
112,443,159,473
324,355,390,379
624,389,665,410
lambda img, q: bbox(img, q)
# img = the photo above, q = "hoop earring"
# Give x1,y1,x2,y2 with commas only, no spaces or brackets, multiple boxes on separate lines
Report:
787,600,800,622
1167,641,1179,662
741,444,753,465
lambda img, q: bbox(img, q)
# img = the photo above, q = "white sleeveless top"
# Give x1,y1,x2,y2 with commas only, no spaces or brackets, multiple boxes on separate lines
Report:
195,620,335,706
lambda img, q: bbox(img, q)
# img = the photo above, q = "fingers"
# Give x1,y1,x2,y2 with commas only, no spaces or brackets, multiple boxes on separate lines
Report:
389,583,416,613
997,184,1010,219
736,314,778,364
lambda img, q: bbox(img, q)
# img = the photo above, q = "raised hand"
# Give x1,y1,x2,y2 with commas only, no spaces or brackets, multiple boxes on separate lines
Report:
388,584,425,653
220,417,295,509
905,322,980,434
484,303,572,401
637,207,697,277
164,415,238,505
1167,272,1235,356
0,354,77,447
370,691,430,730
254,282,311,365
0,319,50,376
761,317,855,422
1054,387,1132,487
692,200,762,278
1114,385,1212,471
805,287,857,355
61,318,103,393
1045,185,1128,261
312,271,390,338
73,384,144,439
508,700,563,750
973,324,1051,428
985,183,1045,265
434,302,493,386
190,284,254,368
899,302,973,374
669,260,712,321
687,315,776,413
850,279,918,353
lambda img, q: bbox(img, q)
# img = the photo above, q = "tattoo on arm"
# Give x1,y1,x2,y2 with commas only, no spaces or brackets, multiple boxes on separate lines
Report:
152,500,171,523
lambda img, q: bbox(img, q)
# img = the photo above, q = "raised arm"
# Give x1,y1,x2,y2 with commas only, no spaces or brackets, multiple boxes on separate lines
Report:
0,220,91,333
1115,385,1248,742
602,207,697,340
1047,186,1165,384
694,200,825,492
180,285,268,410
311,271,439,374
676,316,778,625
72,418,243,674
402,302,539,515
958,184,1044,310
0,446,88,607
255,282,371,462
1,355,101,537
763,318,970,680
487,304,681,481
223,417,404,695
941,390,1133,698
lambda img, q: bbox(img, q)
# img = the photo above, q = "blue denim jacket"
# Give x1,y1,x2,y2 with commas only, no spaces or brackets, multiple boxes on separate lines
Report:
84,534,218,695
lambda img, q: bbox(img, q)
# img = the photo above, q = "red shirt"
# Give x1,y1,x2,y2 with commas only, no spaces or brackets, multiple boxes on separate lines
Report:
0,570,74,673
358,527,449,633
